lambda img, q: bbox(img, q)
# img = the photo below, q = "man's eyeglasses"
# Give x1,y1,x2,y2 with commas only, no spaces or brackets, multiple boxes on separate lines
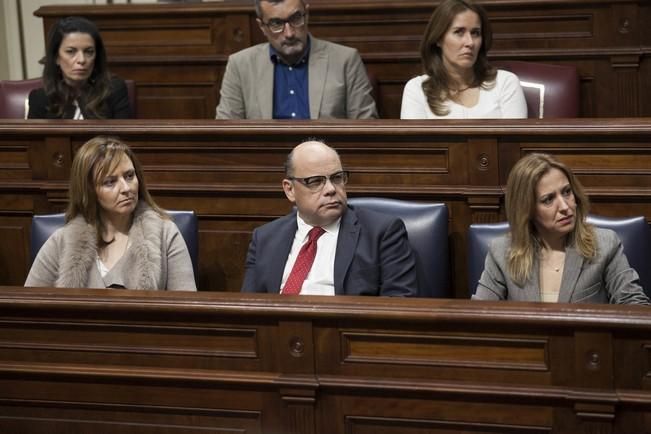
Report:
288,171,349,192
262,11,307,34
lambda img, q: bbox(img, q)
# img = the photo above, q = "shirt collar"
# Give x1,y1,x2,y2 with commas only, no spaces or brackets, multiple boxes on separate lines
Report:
269,35,311,66
295,210,341,239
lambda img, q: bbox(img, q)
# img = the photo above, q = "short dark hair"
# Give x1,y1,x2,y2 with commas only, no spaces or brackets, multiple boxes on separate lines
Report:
254,0,306,18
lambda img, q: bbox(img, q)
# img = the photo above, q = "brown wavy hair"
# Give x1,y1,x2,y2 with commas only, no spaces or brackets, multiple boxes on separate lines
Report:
505,153,596,285
66,136,167,245
419,0,496,116
42,16,112,118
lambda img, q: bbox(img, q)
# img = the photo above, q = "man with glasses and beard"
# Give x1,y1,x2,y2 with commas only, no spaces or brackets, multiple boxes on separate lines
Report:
241,140,417,296
216,0,378,120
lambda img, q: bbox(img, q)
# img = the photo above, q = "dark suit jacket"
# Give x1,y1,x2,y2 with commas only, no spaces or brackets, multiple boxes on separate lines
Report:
241,205,418,296
27,76,131,119
473,228,650,304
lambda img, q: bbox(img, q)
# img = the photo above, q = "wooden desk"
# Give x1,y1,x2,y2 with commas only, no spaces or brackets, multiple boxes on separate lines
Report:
0,287,649,433
34,0,651,119
1,119,651,296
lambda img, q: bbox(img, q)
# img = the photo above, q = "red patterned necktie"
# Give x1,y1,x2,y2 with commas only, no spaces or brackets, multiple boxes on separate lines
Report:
282,226,326,295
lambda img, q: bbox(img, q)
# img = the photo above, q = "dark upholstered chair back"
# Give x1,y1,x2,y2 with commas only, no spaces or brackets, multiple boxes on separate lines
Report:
348,197,449,298
467,215,651,297
0,78,41,118
0,78,136,118
467,221,509,297
492,61,580,118
30,210,198,278
167,210,199,279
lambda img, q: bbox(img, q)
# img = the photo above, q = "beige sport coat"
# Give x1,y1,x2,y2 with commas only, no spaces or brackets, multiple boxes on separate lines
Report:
216,36,377,119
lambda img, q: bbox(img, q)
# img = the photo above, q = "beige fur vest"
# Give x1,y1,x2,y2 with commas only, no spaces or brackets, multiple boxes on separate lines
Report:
56,203,165,289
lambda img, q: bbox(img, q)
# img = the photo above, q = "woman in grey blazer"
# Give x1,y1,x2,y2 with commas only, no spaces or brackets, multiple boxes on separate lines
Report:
473,153,649,304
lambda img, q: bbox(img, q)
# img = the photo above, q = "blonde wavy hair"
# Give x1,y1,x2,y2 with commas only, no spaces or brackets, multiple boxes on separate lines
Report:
505,153,596,285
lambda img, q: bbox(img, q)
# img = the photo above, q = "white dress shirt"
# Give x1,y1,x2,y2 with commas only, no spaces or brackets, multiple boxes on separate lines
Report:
280,214,340,295
72,100,84,120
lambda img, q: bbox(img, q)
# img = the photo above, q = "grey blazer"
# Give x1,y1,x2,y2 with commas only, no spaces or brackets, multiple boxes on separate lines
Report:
473,228,649,304
216,36,378,119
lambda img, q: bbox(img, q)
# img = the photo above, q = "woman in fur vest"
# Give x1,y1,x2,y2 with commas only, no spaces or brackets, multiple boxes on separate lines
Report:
25,136,196,290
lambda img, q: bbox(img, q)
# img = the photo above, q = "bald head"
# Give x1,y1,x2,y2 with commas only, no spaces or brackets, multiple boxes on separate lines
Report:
282,140,348,227
285,140,341,178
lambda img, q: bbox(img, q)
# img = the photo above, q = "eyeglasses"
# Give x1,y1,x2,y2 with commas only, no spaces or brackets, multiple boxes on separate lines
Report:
262,11,307,34
288,170,349,192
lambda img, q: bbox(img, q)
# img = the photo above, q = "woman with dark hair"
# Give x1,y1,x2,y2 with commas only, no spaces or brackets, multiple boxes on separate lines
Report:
25,136,195,290
473,153,648,304
27,16,131,119
401,0,526,119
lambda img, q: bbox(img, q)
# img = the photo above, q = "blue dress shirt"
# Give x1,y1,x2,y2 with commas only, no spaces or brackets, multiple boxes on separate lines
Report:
270,39,310,119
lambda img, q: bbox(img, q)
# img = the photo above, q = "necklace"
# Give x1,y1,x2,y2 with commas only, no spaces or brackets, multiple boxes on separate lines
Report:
551,258,564,272
541,248,565,273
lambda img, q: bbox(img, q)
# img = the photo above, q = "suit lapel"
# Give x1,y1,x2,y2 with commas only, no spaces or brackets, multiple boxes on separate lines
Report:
523,258,542,301
333,208,359,295
558,246,584,303
267,215,298,294
256,44,274,119
308,37,327,120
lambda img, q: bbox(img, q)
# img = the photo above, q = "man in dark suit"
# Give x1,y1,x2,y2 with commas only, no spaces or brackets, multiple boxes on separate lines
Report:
241,140,417,296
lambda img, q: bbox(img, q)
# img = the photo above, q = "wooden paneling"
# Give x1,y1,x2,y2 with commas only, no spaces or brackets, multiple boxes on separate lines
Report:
34,0,651,119
0,287,649,432
0,220,30,285
1,119,651,297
